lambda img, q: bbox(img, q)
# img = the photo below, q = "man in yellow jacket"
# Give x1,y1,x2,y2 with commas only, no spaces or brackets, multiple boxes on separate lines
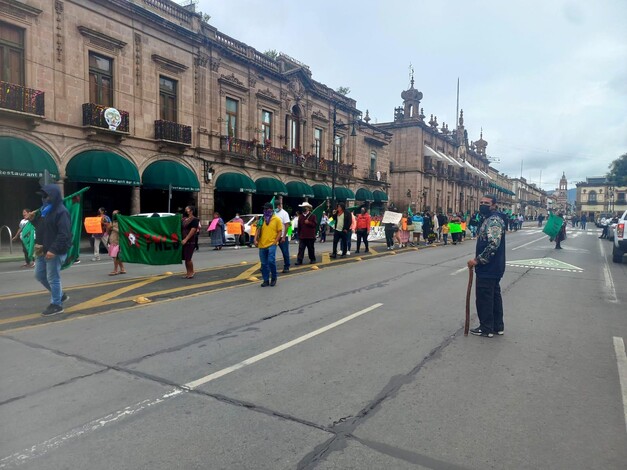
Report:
255,202,283,287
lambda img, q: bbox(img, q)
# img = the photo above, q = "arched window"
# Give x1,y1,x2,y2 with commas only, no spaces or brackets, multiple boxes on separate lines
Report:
588,190,597,203
370,151,377,172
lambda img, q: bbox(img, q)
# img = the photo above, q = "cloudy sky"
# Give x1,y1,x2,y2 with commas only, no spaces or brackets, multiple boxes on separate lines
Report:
195,0,627,191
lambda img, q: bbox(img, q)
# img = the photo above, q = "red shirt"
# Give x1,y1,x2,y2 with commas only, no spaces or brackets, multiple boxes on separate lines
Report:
356,213,371,230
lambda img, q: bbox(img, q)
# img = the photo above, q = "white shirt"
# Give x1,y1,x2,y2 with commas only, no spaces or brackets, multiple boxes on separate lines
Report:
18,218,29,241
275,208,290,236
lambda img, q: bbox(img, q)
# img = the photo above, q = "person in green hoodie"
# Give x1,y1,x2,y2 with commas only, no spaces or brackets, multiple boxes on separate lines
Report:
449,214,463,245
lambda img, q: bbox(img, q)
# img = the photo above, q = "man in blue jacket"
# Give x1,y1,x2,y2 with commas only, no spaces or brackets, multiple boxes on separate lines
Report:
467,194,506,338
30,184,72,316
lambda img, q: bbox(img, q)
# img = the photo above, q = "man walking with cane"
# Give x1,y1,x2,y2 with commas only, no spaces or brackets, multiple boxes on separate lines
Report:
467,194,506,338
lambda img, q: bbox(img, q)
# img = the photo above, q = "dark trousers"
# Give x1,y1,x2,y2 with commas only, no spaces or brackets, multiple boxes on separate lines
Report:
385,230,395,248
319,225,327,242
297,238,315,262
332,230,347,255
356,229,369,252
475,277,504,334
278,238,290,269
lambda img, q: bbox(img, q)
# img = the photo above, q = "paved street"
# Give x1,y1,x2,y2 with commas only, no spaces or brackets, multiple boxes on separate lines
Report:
1,225,626,469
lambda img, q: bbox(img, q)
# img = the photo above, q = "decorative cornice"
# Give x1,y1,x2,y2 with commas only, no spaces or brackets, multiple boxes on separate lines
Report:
256,88,280,105
218,73,248,93
0,0,42,19
312,110,328,122
151,54,188,74
78,26,127,52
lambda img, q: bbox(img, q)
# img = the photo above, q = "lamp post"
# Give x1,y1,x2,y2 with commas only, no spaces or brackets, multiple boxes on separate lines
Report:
608,185,615,214
330,104,358,211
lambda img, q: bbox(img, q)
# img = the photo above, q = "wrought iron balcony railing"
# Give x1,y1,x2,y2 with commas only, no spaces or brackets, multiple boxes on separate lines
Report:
0,81,44,116
82,103,129,133
154,120,191,144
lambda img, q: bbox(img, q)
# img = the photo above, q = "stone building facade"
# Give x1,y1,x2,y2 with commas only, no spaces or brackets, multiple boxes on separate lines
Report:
0,0,390,229
576,177,627,219
376,79,492,215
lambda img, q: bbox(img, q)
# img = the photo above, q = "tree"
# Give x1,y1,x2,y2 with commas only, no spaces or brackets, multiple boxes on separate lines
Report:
263,49,279,60
607,152,627,186
336,86,350,96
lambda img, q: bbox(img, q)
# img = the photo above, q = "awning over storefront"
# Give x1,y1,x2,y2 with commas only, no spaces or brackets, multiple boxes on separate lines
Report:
255,177,288,196
355,188,374,201
142,160,200,192
66,150,140,185
333,186,355,201
312,184,331,199
286,181,314,198
373,190,389,202
0,137,59,179
488,182,515,196
215,172,256,193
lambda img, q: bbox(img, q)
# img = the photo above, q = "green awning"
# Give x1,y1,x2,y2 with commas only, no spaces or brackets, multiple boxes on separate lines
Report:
312,184,332,199
0,137,59,179
215,172,256,193
355,188,374,202
255,177,288,196
373,190,389,202
286,181,314,198
142,160,200,192
66,150,140,185
334,186,355,201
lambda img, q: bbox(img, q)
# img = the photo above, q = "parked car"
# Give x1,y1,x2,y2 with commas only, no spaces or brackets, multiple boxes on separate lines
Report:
224,214,262,245
612,210,627,263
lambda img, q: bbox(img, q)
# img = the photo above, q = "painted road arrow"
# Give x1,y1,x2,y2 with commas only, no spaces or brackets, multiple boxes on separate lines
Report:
506,257,583,272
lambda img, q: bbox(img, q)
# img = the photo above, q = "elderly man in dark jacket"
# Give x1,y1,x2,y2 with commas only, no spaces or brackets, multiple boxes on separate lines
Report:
30,184,72,316
329,202,351,259
295,202,318,265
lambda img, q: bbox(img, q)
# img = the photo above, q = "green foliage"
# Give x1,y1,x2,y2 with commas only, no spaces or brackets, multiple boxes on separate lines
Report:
264,49,279,60
336,86,350,96
607,152,627,185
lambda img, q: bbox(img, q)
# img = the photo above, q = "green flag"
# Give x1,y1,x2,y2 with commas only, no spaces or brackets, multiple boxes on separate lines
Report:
62,187,89,269
311,201,326,231
21,221,35,262
118,214,182,265
542,213,564,239
408,206,414,218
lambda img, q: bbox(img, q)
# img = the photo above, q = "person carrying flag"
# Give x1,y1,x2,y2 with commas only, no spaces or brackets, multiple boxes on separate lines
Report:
29,184,72,316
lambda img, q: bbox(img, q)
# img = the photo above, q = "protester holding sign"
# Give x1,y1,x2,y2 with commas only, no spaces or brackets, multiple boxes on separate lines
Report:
227,213,245,249
208,212,225,250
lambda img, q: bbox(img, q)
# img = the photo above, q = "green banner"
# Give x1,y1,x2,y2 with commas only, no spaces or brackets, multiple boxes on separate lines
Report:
542,213,563,239
62,187,89,269
118,214,182,265
21,221,35,262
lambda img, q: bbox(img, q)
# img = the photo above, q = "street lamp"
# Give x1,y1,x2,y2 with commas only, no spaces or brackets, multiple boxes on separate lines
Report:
330,104,358,211
608,185,615,214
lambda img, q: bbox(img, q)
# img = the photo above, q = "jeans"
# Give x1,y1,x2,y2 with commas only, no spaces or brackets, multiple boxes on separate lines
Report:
332,230,347,255
35,253,67,306
356,229,369,252
346,229,353,251
475,277,504,334
319,226,327,242
259,245,277,282
278,238,290,269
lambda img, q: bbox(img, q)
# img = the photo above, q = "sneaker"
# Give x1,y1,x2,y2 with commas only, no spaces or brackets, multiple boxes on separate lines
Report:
91,257,100,261
346,251,350,255
496,330,504,336
260,281,270,287
73,259,81,264
42,303,64,316
470,327,493,338
61,293,69,302
282,268,289,273
234,245,239,250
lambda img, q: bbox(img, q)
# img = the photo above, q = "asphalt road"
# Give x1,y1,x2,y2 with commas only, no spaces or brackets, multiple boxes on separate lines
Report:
1,225,626,469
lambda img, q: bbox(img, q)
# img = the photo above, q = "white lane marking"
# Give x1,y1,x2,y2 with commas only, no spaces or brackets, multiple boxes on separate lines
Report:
0,304,383,467
451,267,468,276
613,337,627,435
599,239,618,304
512,236,547,251
0,389,184,468
184,303,383,389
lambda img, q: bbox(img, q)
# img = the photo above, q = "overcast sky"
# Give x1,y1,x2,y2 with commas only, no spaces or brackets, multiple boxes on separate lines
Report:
195,0,627,191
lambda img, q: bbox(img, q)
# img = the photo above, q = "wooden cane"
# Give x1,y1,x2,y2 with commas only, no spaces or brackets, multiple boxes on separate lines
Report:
464,266,473,336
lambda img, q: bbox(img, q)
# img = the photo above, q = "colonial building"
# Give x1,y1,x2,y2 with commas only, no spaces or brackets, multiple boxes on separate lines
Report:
576,177,626,219
375,78,491,215
510,177,549,219
0,0,390,229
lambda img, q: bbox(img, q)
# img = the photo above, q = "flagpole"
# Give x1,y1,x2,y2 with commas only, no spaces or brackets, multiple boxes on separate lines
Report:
455,78,459,132
168,184,172,213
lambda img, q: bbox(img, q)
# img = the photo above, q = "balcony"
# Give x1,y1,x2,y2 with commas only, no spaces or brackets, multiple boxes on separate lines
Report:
363,169,388,183
0,81,45,124
82,103,129,136
220,136,354,176
155,120,191,148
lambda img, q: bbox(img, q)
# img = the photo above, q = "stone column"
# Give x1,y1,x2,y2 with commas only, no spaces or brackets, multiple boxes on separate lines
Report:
131,186,140,214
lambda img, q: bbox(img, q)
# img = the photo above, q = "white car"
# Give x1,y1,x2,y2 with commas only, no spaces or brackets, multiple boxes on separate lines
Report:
224,214,262,245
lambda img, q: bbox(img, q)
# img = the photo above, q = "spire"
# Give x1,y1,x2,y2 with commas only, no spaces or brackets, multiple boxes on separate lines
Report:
401,67,422,119
364,109,371,123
